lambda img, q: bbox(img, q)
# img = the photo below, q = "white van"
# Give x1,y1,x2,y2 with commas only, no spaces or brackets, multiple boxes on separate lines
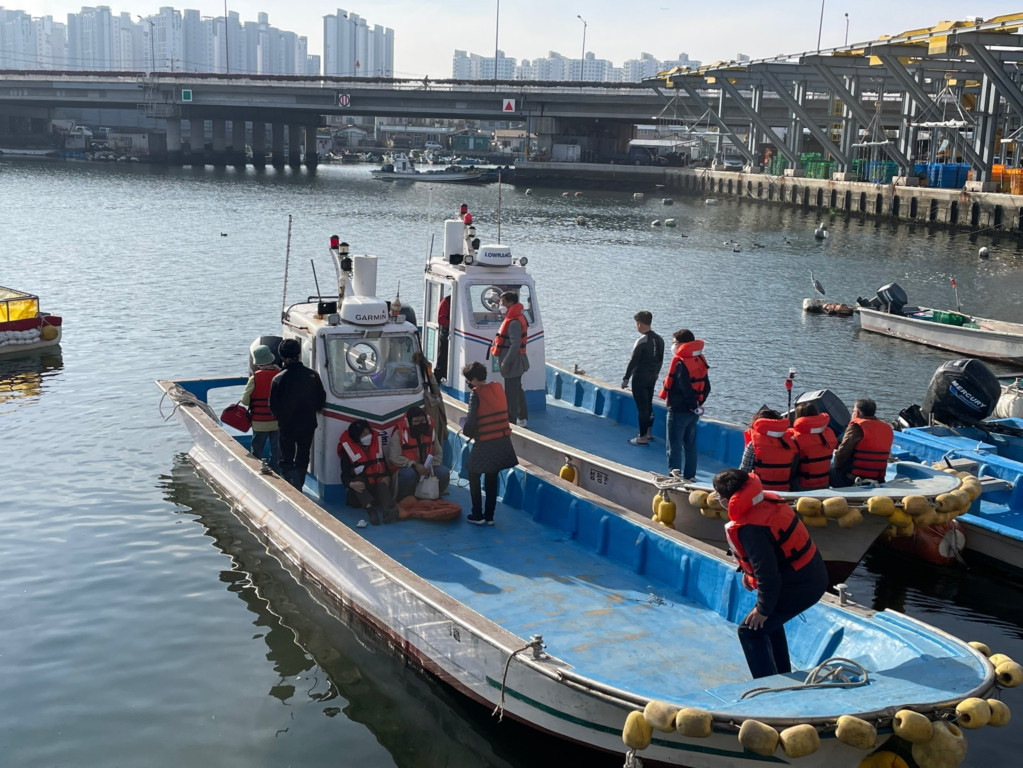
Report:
424,141,443,150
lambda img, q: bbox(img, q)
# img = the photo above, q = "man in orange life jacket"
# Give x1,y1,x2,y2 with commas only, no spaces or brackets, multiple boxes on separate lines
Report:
241,344,280,471
713,469,828,679
658,329,710,480
461,361,518,525
339,419,397,525
388,405,451,501
738,408,798,491
489,290,529,427
790,402,837,491
831,398,894,487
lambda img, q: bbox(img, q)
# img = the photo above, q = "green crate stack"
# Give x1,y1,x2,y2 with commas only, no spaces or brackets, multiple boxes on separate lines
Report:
767,156,788,175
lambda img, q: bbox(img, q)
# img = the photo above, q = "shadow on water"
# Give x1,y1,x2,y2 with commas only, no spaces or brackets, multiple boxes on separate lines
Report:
0,349,63,414
159,454,622,768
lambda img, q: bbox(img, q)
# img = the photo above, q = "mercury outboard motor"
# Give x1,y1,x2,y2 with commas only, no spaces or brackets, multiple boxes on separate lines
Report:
921,358,1000,425
876,282,908,315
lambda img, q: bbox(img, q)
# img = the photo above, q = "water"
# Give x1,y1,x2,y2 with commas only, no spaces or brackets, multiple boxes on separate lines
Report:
3,158,1023,767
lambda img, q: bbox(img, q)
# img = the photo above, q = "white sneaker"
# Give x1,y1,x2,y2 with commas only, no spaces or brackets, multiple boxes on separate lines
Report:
518,419,528,428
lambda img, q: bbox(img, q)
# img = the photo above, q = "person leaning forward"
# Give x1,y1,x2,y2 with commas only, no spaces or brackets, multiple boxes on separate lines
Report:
830,398,894,487
622,310,664,446
269,338,326,490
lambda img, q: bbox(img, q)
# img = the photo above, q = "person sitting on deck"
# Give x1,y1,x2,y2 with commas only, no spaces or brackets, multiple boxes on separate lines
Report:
388,405,450,502
790,403,837,492
339,419,397,525
831,398,894,487
739,408,797,492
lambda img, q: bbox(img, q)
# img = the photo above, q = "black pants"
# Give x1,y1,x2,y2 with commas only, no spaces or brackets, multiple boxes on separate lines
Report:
436,328,450,381
347,480,395,511
632,378,655,436
279,424,315,490
504,376,527,423
469,471,499,520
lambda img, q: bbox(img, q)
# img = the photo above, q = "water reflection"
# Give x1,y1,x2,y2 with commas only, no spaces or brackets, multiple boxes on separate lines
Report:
159,454,618,768
0,350,63,414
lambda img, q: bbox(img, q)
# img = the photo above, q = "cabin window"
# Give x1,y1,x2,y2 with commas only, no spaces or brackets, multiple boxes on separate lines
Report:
324,333,422,396
467,283,534,329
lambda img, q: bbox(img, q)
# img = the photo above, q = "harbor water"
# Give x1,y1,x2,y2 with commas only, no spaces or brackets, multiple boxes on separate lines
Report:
4,159,1023,767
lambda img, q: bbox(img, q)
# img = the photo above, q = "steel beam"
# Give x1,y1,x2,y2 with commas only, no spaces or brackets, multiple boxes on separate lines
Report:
671,79,763,163
758,69,850,167
961,40,1023,119
712,78,798,165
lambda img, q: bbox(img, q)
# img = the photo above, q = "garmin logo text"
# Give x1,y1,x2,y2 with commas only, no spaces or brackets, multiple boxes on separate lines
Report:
356,313,386,322
948,380,986,412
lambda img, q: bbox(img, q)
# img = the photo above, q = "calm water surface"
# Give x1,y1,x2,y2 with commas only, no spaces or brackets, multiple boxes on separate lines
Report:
3,159,1023,767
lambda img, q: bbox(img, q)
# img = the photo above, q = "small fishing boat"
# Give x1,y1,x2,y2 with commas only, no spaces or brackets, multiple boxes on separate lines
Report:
158,231,1017,767
0,286,62,357
371,153,488,183
856,282,1023,365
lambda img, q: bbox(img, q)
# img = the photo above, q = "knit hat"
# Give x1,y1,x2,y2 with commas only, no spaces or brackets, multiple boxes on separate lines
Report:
279,338,301,359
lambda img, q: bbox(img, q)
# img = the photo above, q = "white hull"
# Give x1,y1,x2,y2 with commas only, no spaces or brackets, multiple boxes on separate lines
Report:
858,307,1023,364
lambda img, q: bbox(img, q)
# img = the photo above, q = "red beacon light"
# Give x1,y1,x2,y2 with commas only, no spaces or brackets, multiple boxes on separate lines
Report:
459,203,468,215
330,235,340,250
463,212,473,225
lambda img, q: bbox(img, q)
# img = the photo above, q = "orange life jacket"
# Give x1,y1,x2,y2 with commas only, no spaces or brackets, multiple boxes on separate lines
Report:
490,303,527,358
791,413,837,490
849,416,894,482
338,430,390,486
474,381,512,441
724,474,818,590
658,340,710,403
750,417,797,491
391,414,436,471
250,367,278,422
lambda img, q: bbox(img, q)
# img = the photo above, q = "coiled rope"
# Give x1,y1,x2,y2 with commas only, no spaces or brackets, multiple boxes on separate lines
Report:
741,657,869,699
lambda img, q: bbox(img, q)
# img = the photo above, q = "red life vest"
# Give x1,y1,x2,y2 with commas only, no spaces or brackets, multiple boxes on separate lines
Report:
658,340,710,402
490,303,527,358
791,413,837,490
337,430,390,486
474,381,512,441
724,474,818,590
391,414,436,471
437,295,451,329
250,367,278,422
750,417,797,491
849,416,894,482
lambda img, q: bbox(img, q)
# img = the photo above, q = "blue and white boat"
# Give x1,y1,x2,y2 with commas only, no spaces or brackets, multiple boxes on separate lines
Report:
158,228,1016,768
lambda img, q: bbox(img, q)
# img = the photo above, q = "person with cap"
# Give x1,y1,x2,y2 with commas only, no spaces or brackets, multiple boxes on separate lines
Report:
240,344,280,471
388,405,450,501
339,419,397,524
461,360,518,525
269,338,327,490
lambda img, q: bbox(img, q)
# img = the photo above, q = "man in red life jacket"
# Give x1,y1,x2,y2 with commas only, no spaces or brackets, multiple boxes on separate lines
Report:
738,408,798,491
241,344,280,471
790,403,837,491
658,329,710,480
388,405,451,501
339,419,397,525
713,469,828,679
489,290,530,427
831,398,894,487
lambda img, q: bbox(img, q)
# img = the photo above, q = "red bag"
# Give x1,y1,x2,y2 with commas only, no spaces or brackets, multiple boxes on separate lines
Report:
221,403,251,432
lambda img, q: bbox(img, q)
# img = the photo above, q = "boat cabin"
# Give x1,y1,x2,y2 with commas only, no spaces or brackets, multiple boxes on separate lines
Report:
422,212,546,414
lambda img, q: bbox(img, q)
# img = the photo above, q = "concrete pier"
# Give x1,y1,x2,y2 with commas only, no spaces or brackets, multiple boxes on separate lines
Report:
287,124,302,170
251,122,266,168
271,123,285,169
229,120,246,167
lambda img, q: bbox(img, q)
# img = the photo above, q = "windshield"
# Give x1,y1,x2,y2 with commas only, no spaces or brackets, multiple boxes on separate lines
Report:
467,283,534,329
324,333,422,396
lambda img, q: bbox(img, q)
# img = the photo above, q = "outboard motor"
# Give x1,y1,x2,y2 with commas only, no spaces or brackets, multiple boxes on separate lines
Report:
922,358,1000,426
791,389,851,436
876,282,908,315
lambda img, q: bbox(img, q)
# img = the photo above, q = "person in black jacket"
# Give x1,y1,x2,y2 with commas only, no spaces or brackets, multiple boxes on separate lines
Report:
621,310,664,445
269,338,327,490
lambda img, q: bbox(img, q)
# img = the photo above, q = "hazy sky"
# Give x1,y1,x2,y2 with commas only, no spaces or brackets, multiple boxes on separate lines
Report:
20,1,1021,77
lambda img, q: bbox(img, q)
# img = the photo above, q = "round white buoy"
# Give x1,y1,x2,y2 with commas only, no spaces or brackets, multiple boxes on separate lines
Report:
662,198,674,205
633,192,645,200
651,220,662,227
525,188,533,195
704,199,717,205
664,218,677,227
979,246,990,258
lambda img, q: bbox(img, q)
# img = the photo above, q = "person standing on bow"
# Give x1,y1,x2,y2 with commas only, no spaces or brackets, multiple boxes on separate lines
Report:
388,405,450,502
339,419,397,525
461,361,518,525
241,344,280,472
269,338,326,490
713,468,827,679
622,310,665,446
489,290,529,427
831,398,893,487
658,329,710,481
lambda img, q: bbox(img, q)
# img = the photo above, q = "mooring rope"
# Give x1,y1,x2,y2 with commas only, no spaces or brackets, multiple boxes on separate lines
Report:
740,657,869,699
493,636,545,722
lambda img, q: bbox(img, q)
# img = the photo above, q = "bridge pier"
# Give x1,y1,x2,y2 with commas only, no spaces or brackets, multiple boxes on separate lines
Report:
229,119,246,167
211,119,227,167
271,122,286,169
166,118,183,165
304,125,318,169
187,118,205,166
288,124,302,170
252,121,266,168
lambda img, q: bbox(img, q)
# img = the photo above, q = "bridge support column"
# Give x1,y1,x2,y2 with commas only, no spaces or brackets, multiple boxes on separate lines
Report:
271,122,286,169
532,116,560,160
211,119,227,167
252,121,266,168
166,117,183,165
288,124,302,169
187,118,205,166
229,119,246,166
304,125,319,169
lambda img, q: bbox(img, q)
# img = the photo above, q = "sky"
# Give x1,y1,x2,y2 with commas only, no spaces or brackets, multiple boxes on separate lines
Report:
19,1,1023,77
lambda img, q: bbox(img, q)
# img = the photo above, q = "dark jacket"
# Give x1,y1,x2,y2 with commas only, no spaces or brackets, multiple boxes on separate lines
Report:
269,361,327,431
463,384,518,474
623,330,665,386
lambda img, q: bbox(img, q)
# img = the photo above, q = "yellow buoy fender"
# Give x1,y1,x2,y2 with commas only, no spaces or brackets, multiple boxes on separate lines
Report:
795,497,822,517
559,463,578,484
675,707,713,738
988,653,1013,668
887,509,912,528
935,493,959,514
867,496,896,516
914,507,939,528
689,490,709,509
803,514,829,528
947,489,972,515
902,495,932,516
41,325,58,341
737,719,779,756
643,700,679,732
996,660,1023,687
835,714,878,749
968,641,992,657
622,710,653,750
956,697,991,728
910,721,967,768
838,508,864,528
651,493,662,516
823,497,850,518
657,498,677,526
961,478,982,501
987,698,1011,727
892,709,933,743
779,723,820,758
858,751,909,768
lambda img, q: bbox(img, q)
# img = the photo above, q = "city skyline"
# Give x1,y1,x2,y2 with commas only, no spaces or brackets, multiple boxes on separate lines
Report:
14,0,1022,77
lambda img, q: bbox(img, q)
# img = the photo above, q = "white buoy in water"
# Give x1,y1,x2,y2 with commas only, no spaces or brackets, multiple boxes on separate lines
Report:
525,188,533,195
979,246,990,258
705,199,717,205
664,218,677,227
662,197,674,205
574,191,584,197
651,220,662,227
562,191,570,197
633,192,645,200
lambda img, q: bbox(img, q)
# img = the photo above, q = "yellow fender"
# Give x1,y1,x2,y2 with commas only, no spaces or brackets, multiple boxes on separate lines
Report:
902,495,932,516
657,497,677,526
803,514,829,528
838,508,864,528
858,751,909,768
961,478,983,501
779,723,820,758
968,641,992,657
867,496,896,516
795,497,823,517
689,489,709,509
836,714,878,749
988,653,1013,668
887,509,912,528
955,697,991,728
737,719,779,756
675,707,713,738
892,709,933,743
914,507,939,528
622,710,652,750
987,698,1011,727
996,660,1023,687
41,324,58,341
823,497,850,518
651,492,663,516
911,721,967,768
643,700,679,732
